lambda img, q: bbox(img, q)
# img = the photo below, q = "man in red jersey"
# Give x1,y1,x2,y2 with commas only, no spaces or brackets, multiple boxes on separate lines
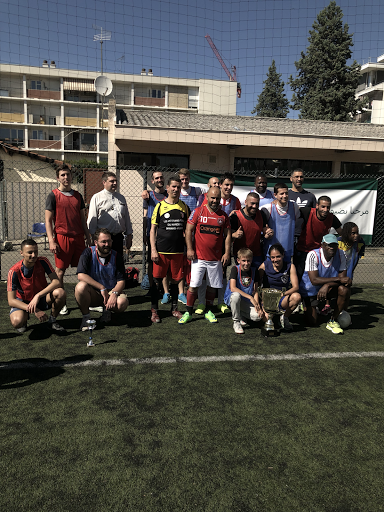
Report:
294,195,342,282
178,187,231,324
230,192,274,268
7,239,66,333
45,168,92,315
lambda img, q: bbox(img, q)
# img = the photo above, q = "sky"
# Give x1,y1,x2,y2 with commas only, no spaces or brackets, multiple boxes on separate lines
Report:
1,0,384,116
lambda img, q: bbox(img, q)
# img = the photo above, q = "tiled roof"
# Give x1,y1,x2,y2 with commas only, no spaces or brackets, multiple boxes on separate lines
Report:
0,142,71,170
117,110,384,139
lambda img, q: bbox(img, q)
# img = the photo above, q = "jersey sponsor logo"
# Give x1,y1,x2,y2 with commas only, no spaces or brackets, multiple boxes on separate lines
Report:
200,224,221,235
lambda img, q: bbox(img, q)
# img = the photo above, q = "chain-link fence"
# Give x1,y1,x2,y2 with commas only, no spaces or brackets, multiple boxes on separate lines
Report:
0,162,383,285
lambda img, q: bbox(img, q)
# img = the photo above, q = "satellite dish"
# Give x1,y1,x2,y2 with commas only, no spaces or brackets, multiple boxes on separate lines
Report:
94,75,113,96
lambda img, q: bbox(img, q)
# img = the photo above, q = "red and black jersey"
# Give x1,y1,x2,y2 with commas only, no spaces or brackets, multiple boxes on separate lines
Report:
296,208,334,253
51,188,85,237
188,204,230,261
232,208,264,257
7,257,54,301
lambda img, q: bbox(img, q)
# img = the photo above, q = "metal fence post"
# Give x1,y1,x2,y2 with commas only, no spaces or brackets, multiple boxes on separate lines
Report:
142,167,147,278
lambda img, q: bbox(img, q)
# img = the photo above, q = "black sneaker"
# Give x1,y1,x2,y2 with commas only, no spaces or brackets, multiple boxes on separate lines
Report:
49,321,66,332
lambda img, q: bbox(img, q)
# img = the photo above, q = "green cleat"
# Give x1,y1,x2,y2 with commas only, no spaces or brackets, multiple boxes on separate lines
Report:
205,310,218,323
195,304,206,315
178,312,192,324
326,320,343,334
218,303,230,314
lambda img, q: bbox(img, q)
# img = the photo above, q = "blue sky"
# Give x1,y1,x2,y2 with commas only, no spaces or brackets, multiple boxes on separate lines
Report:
1,0,384,116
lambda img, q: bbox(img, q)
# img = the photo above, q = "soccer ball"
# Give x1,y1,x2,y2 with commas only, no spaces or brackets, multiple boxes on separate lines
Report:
338,310,351,329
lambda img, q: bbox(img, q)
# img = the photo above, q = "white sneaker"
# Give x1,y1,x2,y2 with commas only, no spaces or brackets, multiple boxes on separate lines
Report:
89,306,103,313
80,317,90,331
280,315,293,331
16,324,27,333
59,305,69,315
100,309,112,324
233,321,244,334
240,319,247,327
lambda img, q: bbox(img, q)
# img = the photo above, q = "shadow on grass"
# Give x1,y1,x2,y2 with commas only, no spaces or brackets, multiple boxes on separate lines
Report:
0,354,93,389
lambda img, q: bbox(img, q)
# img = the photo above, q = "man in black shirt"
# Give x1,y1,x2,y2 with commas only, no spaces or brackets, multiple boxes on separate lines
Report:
288,168,317,244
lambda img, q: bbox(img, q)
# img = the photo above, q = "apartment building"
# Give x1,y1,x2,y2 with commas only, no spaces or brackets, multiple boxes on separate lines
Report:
356,54,384,124
0,62,237,163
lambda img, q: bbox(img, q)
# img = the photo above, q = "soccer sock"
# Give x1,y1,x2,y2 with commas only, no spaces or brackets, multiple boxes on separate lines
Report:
82,313,91,320
49,314,56,323
186,290,198,315
170,283,178,311
217,278,227,304
205,288,216,312
150,279,160,310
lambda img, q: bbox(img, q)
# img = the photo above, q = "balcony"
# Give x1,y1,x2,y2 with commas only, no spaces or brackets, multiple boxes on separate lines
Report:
27,90,61,100
134,97,165,107
0,112,24,123
29,139,61,150
65,116,97,127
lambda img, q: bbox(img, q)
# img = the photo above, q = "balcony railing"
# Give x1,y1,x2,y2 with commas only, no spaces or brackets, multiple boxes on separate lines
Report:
0,112,24,123
29,139,61,150
27,90,61,100
134,97,165,107
65,116,97,127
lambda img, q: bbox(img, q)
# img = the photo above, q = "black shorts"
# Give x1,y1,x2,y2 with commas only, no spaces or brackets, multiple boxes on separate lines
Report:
10,296,50,315
303,287,339,308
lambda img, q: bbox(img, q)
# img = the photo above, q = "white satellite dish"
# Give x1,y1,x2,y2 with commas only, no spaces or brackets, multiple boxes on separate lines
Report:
94,75,113,96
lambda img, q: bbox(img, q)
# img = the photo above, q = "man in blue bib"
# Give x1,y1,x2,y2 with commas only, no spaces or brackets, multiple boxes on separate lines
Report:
75,228,128,331
299,234,351,334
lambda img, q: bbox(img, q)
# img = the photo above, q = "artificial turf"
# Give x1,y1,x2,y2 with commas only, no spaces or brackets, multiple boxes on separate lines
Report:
1,284,384,511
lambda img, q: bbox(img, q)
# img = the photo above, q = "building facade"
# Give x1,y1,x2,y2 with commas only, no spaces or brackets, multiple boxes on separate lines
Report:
0,62,237,163
356,54,384,124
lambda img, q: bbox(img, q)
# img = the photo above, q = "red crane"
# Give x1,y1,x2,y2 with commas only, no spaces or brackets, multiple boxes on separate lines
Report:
205,34,241,98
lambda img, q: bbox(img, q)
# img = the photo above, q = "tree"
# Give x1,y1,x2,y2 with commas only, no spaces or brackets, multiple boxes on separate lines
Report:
252,60,289,118
289,1,363,122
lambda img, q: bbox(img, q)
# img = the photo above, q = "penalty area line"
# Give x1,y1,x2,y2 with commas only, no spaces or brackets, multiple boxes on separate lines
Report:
2,351,384,369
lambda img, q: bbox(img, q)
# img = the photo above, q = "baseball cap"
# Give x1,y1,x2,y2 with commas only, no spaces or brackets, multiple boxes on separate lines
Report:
322,234,339,245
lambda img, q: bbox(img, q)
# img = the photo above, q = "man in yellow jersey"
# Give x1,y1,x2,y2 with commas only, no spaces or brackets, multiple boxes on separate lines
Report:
149,177,190,323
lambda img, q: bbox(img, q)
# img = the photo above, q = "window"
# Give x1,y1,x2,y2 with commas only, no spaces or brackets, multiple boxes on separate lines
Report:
151,89,163,98
118,152,189,169
0,128,23,141
32,130,44,140
0,90,9,97
81,133,96,144
31,81,42,90
48,117,56,125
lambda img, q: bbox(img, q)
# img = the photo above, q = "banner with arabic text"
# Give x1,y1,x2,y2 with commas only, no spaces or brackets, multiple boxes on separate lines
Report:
190,172,378,244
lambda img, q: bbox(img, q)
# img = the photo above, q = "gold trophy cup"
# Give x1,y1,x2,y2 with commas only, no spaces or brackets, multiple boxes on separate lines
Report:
261,288,283,337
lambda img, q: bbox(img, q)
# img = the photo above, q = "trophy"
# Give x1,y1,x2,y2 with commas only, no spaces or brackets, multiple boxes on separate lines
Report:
261,288,283,337
86,319,97,347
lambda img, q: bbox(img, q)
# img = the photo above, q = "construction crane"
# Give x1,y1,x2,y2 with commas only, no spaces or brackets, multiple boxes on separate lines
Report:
205,34,241,98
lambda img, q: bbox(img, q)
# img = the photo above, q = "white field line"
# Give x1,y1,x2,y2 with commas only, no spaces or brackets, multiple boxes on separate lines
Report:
2,351,384,369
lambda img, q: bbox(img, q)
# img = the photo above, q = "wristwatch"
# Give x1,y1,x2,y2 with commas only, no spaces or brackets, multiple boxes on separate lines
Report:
111,291,119,296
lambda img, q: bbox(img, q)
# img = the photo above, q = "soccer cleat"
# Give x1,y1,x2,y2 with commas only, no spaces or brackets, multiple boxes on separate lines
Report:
178,312,192,324
233,321,244,334
218,303,230,314
171,309,183,320
59,305,69,316
320,304,332,316
49,321,66,332
161,293,171,304
178,293,187,305
280,315,293,332
205,310,218,323
326,320,344,335
100,309,112,324
195,304,206,315
16,324,27,334
151,308,161,323
89,306,103,313
80,318,90,331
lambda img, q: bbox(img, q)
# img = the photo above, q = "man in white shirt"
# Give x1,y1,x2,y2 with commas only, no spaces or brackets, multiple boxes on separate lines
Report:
87,172,133,256
251,173,274,207
299,234,351,334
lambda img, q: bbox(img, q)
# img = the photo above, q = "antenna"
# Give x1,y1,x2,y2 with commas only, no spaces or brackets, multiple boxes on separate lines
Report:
94,76,113,130
116,55,125,73
93,24,111,75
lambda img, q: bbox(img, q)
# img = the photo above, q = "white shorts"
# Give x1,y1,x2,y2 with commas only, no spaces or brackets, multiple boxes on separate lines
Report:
190,259,223,289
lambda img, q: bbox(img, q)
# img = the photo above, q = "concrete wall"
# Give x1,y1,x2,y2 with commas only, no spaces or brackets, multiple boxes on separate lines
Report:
198,80,237,116
168,86,188,108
